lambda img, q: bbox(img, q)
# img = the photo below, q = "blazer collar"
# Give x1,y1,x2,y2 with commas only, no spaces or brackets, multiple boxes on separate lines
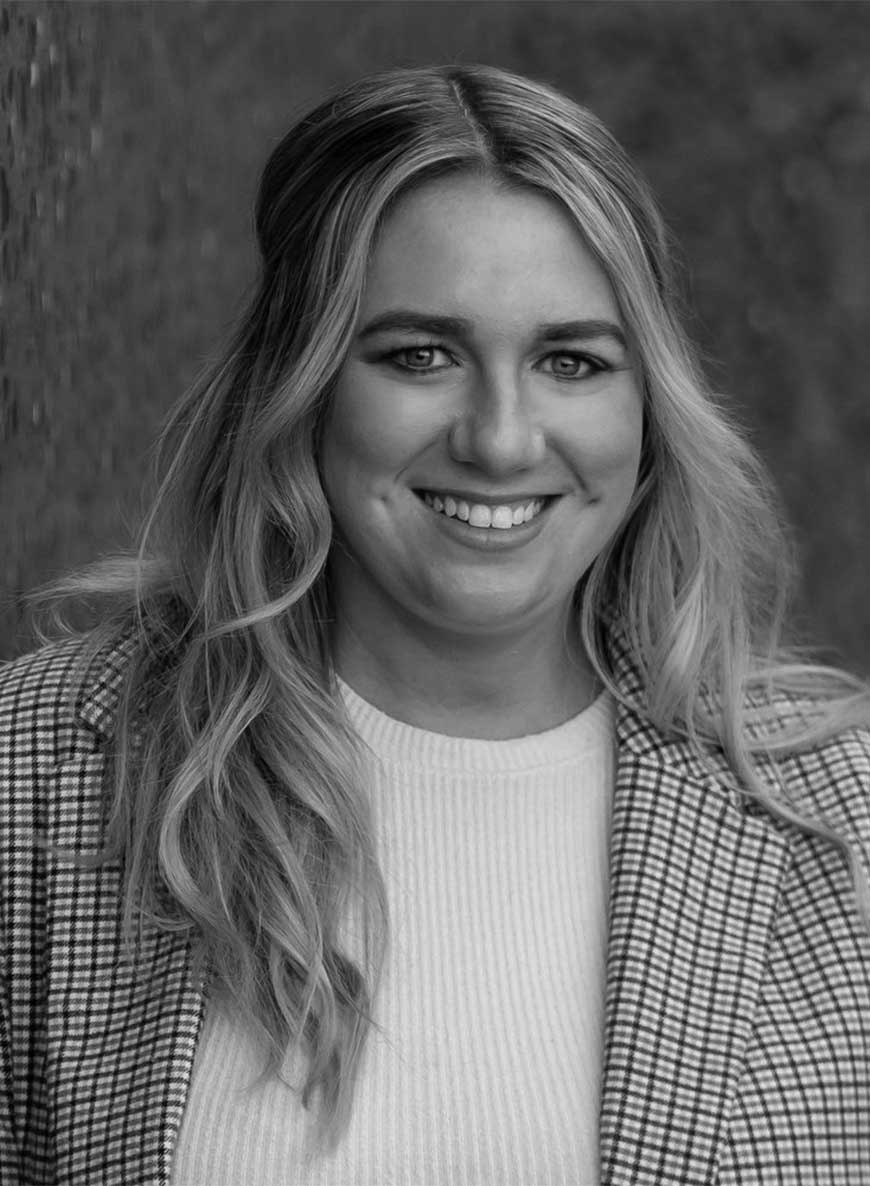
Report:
600,627,791,1184
75,622,140,738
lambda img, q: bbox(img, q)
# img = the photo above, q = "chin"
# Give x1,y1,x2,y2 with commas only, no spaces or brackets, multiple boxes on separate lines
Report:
427,589,559,637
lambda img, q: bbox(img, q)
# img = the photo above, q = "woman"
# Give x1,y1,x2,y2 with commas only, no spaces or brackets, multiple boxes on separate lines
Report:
2,63,869,1186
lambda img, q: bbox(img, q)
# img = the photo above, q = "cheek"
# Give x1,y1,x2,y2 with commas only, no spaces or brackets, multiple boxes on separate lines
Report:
562,398,644,489
321,399,384,482
321,370,433,490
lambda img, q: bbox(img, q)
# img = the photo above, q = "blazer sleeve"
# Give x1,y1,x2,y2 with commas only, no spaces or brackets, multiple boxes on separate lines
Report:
0,950,23,1185
0,639,87,1184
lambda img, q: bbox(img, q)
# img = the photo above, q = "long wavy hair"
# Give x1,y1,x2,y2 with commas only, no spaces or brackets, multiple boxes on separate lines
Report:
41,63,870,1147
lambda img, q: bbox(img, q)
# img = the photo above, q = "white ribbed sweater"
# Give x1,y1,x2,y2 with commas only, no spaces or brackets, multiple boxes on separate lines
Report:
171,683,615,1186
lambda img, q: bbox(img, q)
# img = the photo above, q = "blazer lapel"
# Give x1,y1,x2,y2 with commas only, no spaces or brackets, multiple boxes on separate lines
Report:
599,654,792,1185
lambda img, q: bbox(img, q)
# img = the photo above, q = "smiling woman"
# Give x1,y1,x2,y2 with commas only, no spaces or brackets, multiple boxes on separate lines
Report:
2,64,870,1186
321,175,642,736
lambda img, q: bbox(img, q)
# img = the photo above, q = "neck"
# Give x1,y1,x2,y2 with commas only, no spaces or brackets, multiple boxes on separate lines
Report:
331,603,598,741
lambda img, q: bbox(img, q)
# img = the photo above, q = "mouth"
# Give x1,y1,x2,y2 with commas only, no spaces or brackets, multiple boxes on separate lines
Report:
414,489,558,531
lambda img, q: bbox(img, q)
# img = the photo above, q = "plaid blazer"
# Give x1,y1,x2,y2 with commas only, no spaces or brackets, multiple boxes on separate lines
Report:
1,627,869,1186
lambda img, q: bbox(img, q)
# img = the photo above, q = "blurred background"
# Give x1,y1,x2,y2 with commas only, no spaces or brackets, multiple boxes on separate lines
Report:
2,0,869,668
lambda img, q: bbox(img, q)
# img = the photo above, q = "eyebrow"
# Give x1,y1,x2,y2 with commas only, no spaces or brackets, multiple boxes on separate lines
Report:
356,310,628,350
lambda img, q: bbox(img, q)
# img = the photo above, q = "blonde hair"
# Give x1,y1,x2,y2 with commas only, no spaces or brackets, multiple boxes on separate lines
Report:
40,63,870,1147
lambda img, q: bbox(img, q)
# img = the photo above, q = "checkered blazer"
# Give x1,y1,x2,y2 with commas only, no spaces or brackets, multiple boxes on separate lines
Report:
1,626,869,1185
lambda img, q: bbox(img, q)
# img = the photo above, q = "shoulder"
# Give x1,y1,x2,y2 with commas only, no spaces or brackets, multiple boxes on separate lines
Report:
0,626,147,964
0,627,140,856
745,685,870,811
745,691,870,892
0,626,138,757
780,720,870,842
0,636,90,781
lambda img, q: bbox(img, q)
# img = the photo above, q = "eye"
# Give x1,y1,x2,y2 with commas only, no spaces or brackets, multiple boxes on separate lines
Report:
541,351,607,380
385,343,454,373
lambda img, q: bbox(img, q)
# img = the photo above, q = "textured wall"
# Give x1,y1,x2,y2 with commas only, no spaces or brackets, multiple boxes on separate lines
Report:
2,1,869,669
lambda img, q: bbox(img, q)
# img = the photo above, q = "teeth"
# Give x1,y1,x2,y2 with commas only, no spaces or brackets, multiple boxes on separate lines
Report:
421,492,547,529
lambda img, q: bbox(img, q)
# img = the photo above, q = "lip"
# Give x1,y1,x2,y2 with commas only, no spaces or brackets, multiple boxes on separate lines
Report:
414,487,558,507
414,490,560,550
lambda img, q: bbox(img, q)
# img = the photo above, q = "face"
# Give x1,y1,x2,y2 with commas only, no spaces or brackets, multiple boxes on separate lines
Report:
320,173,644,645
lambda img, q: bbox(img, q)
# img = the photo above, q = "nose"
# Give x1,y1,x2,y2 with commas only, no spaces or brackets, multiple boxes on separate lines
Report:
447,373,546,475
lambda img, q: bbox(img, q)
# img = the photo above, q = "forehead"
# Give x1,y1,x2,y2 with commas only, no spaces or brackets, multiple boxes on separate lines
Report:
361,173,621,329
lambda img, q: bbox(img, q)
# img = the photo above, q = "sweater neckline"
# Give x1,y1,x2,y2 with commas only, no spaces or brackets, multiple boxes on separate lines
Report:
337,677,614,774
